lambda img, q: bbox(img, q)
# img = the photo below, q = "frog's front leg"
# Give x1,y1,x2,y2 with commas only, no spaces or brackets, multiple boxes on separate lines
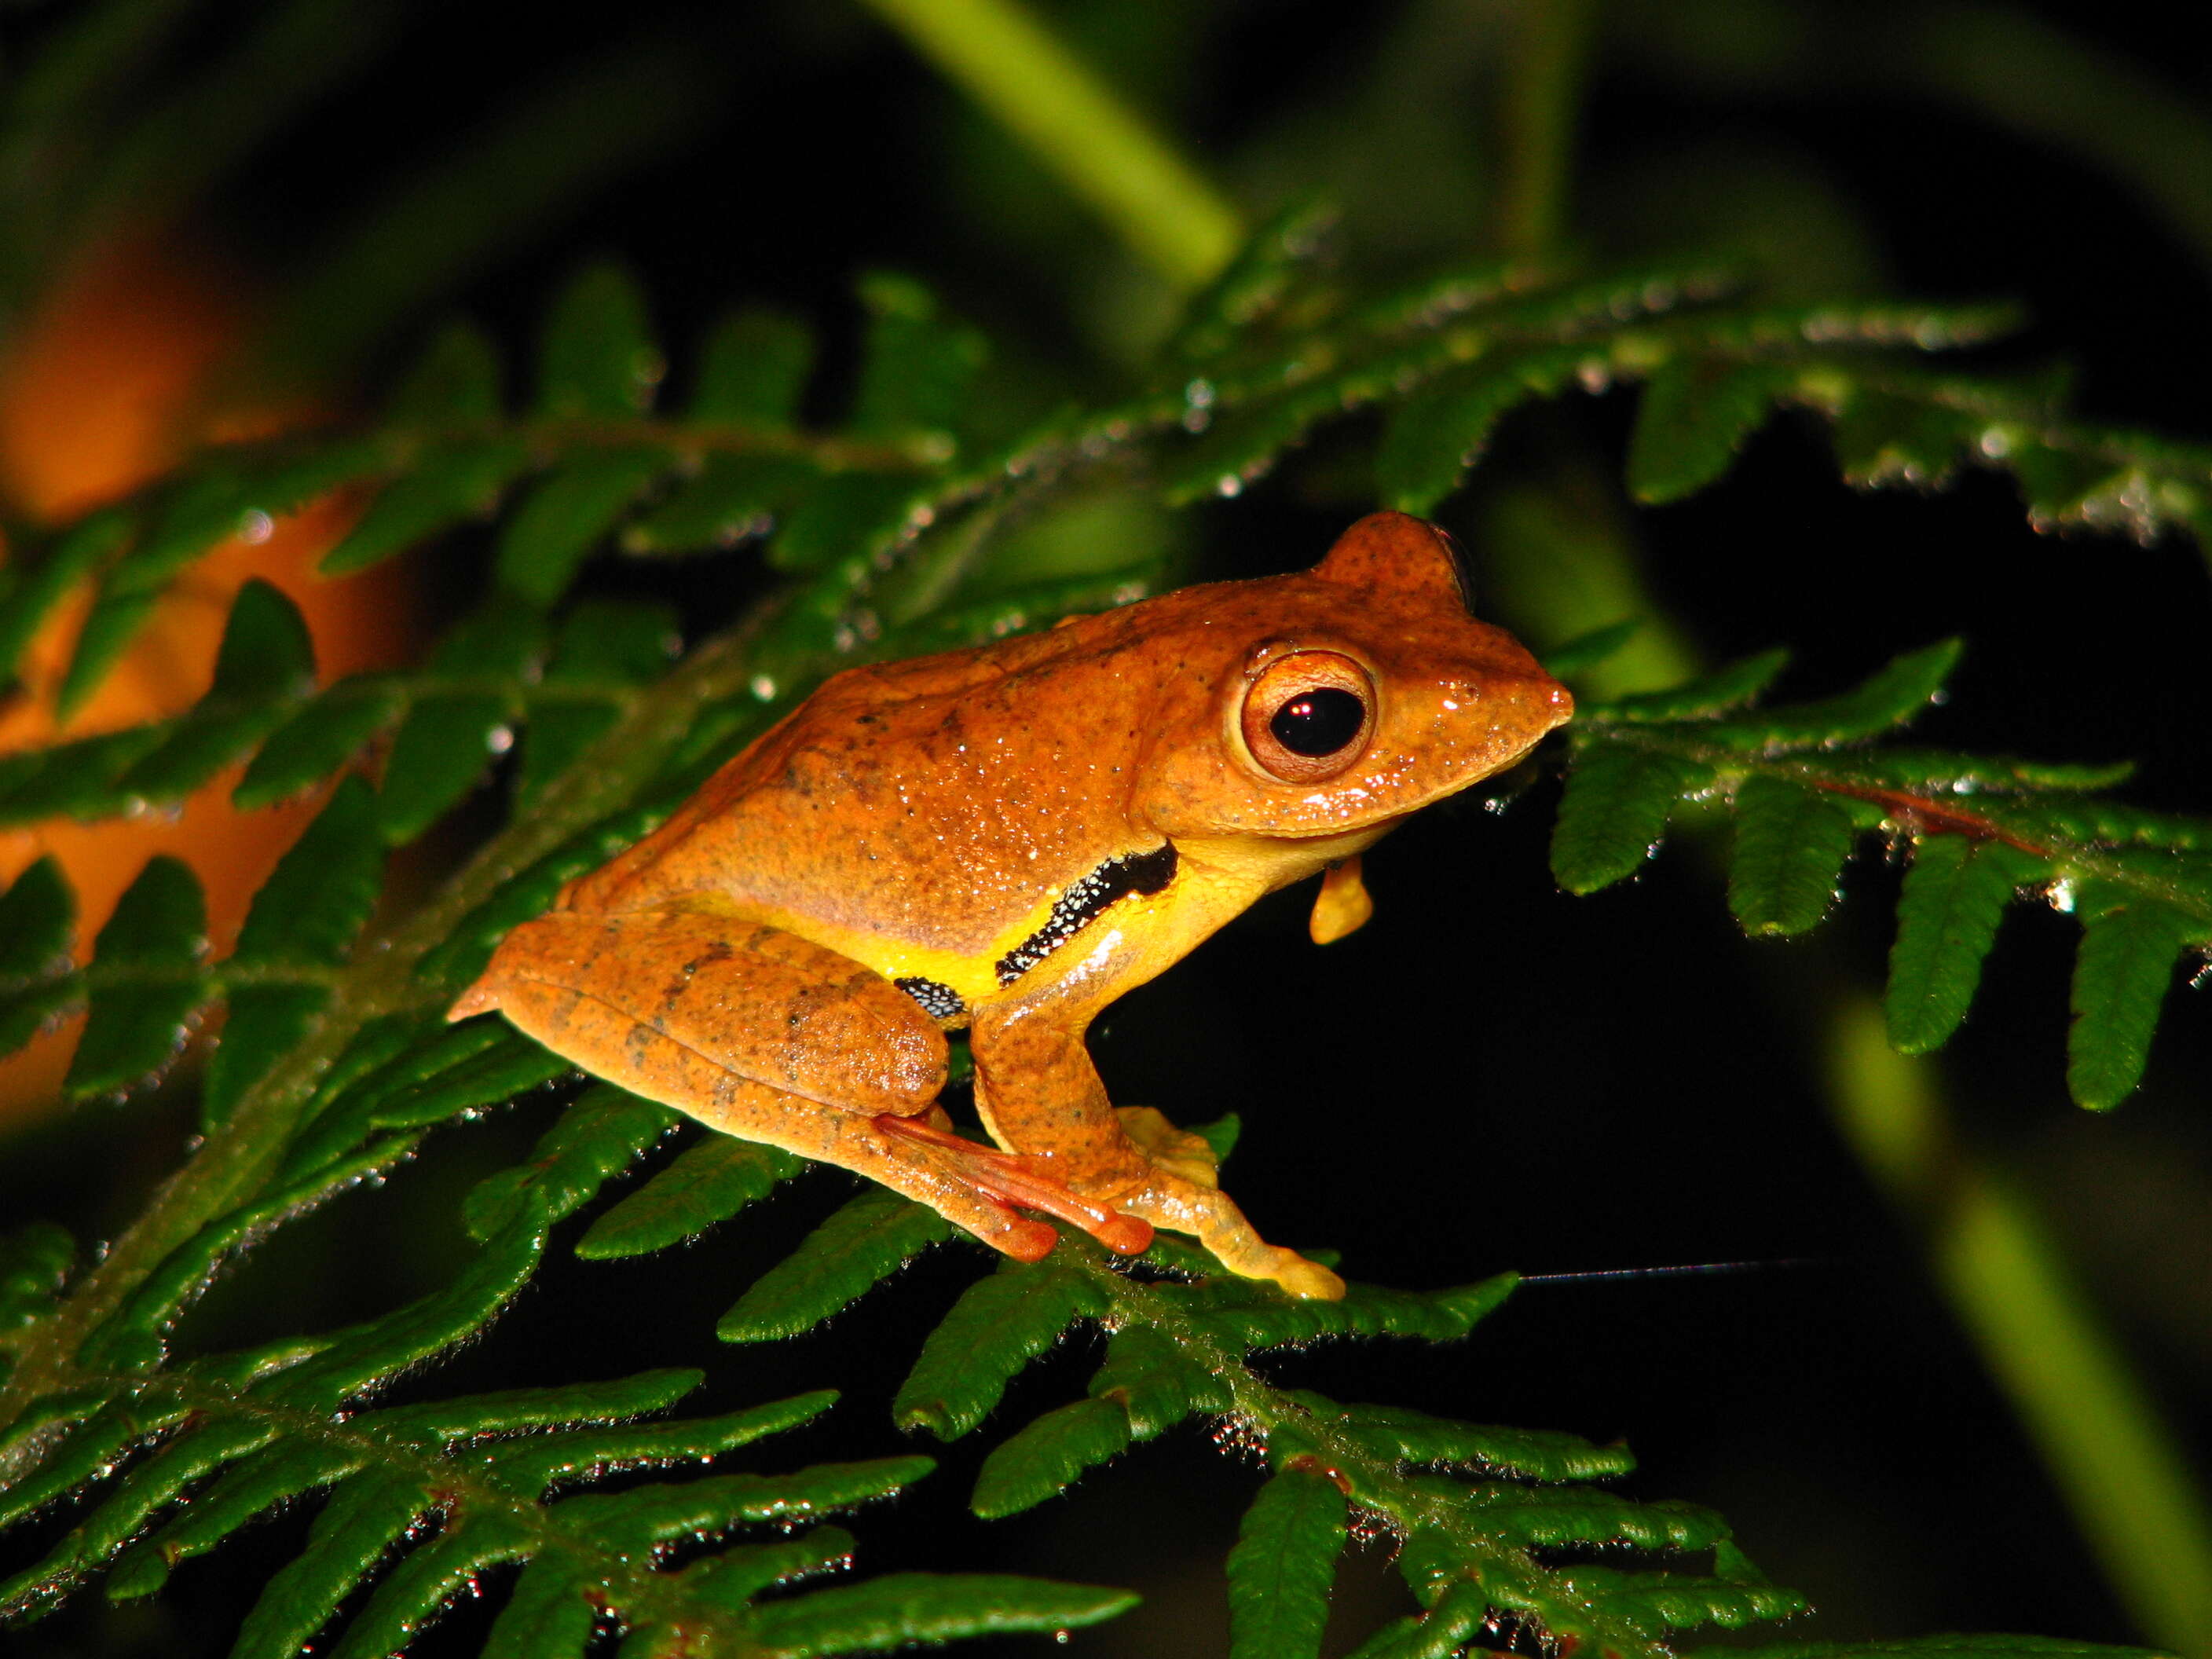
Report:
450,908,1149,1262
969,1006,1348,1300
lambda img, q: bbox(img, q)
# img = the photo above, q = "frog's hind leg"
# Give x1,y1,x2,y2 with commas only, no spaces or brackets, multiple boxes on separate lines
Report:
452,908,1144,1262
972,1009,1346,1300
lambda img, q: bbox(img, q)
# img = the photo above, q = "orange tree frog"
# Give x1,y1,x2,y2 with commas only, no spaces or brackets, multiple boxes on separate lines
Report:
451,511,1571,1299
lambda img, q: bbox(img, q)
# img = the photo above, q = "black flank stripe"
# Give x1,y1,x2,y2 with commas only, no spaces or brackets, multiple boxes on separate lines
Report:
895,977,966,1020
994,844,1177,986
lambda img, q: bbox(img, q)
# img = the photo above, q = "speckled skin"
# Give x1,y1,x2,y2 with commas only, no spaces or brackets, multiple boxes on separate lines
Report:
450,511,1570,1298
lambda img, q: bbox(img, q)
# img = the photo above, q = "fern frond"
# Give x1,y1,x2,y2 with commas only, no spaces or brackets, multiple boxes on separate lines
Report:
353,1061,1698,1658
1153,254,2209,558
729,1183,1810,1659
2,1325,1128,1658
568,1111,1789,1659
1555,646,2212,1107
0,1079,1126,1656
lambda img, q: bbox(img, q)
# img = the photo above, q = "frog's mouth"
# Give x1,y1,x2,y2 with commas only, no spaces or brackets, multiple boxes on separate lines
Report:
1276,810,1411,844
1339,716,1562,824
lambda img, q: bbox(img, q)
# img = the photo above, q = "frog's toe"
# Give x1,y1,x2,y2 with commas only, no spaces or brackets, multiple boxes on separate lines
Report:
1110,1174,1347,1299
1114,1105,1220,1188
993,1214,1063,1262
873,1114,1154,1258
1268,1254,1348,1302
1194,1234,1345,1300
1090,1211,1156,1254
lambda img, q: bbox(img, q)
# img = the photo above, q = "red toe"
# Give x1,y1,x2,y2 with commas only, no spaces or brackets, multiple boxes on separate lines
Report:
1095,1213,1154,1255
875,1114,1154,1259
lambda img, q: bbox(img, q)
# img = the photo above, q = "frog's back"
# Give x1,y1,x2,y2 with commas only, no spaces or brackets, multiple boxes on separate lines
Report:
564,606,1172,958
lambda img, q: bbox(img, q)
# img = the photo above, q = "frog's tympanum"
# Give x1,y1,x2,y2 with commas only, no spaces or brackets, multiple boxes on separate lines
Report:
452,511,1571,1298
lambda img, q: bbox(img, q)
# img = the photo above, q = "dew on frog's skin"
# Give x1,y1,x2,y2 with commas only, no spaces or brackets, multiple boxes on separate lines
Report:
2045,877,2078,914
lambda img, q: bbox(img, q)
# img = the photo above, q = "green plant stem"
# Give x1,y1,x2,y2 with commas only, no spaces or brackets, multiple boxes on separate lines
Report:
855,0,1242,289
1827,998,2212,1657
1493,0,1598,259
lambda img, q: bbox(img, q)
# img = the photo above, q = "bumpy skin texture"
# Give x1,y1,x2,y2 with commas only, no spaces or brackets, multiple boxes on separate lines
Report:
451,511,1572,1298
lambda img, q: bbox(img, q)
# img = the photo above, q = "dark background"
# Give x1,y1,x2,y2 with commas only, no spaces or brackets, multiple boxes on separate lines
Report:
2,2,2208,1654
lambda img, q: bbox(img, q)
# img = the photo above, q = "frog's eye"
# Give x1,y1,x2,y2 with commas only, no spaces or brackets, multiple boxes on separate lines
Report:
1241,652,1375,782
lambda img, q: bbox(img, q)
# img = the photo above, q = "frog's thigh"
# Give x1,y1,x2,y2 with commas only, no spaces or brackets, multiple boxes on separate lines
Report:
460,909,1063,1256
465,907,947,1115
971,1009,1345,1300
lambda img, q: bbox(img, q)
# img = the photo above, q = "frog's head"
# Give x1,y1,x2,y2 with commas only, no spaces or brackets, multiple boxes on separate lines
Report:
1131,511,1573,846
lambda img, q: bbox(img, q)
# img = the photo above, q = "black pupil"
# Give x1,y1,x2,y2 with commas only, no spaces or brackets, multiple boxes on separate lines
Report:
1269,687,1365,756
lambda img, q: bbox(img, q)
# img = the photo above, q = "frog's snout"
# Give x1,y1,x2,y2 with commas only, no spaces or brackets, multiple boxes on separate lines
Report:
1441,664,1573,734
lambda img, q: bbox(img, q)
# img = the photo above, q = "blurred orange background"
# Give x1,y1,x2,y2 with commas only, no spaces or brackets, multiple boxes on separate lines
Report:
0,240,413,1122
